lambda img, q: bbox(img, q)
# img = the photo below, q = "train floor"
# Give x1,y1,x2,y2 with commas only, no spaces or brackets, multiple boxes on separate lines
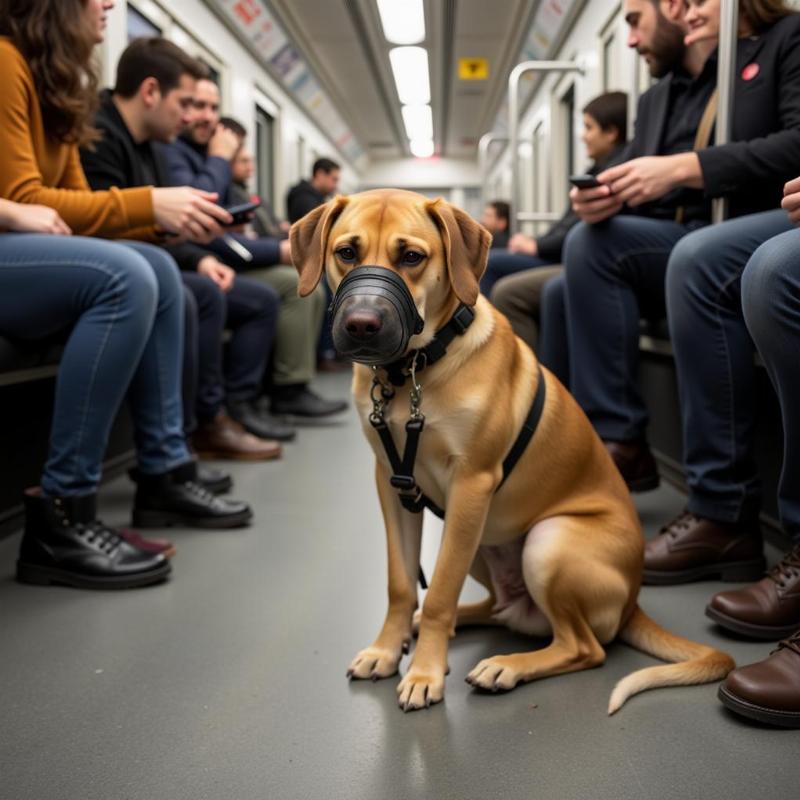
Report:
1,372,798,800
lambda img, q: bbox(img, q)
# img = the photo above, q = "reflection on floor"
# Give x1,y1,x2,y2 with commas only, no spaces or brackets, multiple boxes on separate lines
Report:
0,373,797,800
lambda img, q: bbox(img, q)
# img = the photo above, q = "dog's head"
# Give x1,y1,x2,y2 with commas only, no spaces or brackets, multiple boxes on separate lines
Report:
290,189,491,364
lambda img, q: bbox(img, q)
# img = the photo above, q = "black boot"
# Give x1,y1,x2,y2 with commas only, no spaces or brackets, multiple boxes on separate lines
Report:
16,490,171,590
270,385,348,418
132,461,252,529
227,398,297,442
129,464,232,496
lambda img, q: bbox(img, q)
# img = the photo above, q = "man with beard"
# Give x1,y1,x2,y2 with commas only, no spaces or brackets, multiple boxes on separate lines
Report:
563,0,800,508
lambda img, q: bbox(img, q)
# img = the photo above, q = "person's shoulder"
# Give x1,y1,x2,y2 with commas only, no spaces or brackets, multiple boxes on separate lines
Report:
0,38,33,82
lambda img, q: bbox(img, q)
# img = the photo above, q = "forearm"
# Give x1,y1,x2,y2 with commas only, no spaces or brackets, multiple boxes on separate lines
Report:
669,152,704,190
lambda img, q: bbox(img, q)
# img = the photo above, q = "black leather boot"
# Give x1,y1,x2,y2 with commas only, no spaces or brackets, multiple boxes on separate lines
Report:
129,464,232,496
16,490,171,590
132,461,252,529
227,398,297,442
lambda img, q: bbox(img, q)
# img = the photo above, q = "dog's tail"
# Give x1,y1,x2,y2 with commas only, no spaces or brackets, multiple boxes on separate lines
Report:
607,605,735,715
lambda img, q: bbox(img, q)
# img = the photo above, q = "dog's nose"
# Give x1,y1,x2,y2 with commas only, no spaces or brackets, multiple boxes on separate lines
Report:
344,309,383,340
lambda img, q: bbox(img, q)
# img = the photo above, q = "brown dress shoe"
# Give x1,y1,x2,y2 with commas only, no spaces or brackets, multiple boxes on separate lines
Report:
718,630,800,727
706,545,800,639
604,440,659,492
192,412,282,461
643,511,765,585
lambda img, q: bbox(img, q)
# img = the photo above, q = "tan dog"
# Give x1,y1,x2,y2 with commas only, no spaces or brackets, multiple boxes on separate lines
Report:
291,189,734,713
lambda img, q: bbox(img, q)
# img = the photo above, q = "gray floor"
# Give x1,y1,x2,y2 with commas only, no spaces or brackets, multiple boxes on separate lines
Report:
1,372,798,800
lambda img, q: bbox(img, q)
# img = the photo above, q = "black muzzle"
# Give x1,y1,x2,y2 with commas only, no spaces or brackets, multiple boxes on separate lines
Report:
330,266,424,366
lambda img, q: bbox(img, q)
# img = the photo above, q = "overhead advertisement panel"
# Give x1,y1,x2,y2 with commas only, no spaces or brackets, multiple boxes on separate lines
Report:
211,0,365,164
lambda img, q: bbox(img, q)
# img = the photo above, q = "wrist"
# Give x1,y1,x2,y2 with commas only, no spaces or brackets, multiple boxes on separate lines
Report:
672,152,702,188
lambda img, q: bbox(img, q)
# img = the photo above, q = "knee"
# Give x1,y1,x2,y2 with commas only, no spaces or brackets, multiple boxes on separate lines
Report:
741,235,797,328
489,274,515,312
110,247,159,316
133,243,183,304
665,229,715,306
562,222,607,284
540,273,566,314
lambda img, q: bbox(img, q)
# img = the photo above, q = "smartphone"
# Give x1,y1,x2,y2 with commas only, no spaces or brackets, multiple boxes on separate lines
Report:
223,199,262,225
568,174,602,190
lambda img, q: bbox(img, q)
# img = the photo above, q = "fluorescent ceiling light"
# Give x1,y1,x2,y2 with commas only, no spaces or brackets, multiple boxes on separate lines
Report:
389,46,430,105
401,105,433,141
377,0,425,45
409,138,434,158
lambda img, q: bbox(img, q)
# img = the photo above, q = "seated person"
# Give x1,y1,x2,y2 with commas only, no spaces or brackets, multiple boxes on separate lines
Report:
481,200,510,250
489,91,628,383
286,158,341,223
223,119,289,240
564,0,800,502
713,177,800,728
79,36,292,449
0,0,254,589
481,90,628,298
162,81,347,417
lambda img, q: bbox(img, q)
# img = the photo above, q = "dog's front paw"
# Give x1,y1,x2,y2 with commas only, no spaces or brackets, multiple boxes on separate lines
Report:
396,668,445,711
347,646,402,681
465,656,521,692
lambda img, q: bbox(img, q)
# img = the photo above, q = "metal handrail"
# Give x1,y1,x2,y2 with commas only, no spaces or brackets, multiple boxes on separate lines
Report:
477,133,508,207
712,0,739,223
508,60,584,234
516,212,563,222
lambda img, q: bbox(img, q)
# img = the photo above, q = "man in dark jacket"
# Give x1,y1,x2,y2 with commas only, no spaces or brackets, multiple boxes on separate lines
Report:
81,37,292,455
480,201,510,250
566,1,800,584
286,158,341,223
162,79,346,418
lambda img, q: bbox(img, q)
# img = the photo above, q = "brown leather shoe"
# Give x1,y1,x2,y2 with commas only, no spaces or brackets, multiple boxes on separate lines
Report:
192,413,282,461
643,511,765,585
706,545,800,639
718,630,800,727
604,440,659,492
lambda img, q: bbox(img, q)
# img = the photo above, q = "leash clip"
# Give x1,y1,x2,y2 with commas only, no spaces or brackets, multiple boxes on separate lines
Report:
370,367,395,423
409,351,425,420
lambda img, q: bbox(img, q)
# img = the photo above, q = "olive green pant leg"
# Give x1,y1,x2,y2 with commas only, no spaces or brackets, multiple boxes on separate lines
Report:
242,265,324,386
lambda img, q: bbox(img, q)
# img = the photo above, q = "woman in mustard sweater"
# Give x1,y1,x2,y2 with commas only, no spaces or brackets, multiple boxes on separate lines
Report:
0,0,252,591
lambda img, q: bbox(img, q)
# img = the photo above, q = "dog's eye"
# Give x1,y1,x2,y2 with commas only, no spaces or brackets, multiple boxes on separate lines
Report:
336,247,357,263
401,251,425,267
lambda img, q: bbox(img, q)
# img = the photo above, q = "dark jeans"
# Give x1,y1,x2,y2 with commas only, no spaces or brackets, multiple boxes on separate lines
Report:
0,235,189,496
480,250,554,297
666,211,793,523
741,226,800,542
181,272,279,429
563,216,691,440
539,272,569,386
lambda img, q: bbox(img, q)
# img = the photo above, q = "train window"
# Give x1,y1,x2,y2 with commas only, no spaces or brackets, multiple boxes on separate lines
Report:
599,6,623,91
255,106,276,208
127,4,161,40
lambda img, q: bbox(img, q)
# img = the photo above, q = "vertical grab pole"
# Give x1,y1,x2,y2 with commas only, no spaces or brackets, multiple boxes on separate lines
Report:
478,133,508,208
508,61,584,235
712,0,739,223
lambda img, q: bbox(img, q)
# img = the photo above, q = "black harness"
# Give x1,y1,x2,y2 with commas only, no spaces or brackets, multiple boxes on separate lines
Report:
368,303,547,524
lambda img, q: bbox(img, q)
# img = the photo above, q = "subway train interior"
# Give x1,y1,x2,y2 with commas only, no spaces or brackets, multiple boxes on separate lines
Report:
2,0,800,797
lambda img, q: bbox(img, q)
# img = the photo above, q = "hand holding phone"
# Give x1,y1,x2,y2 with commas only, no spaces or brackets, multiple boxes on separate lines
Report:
224,199,262,226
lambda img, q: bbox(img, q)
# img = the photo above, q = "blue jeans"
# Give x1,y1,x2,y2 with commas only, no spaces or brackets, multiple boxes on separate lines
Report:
0,235,190,496
181,272,279,428
481,251,554,297
666,210,793,523
741,227,800,541
564,216,691,440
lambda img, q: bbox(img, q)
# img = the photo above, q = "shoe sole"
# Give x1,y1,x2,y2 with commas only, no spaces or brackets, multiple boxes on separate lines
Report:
704,605,800,640
131,508,253,529
16,561,171,590
642,556,766,585
626,473,660,493
718,684,800,728
194,449,281,461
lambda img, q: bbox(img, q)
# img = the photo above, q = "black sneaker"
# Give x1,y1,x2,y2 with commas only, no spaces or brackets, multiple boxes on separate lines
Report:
227,398,297,442
130,465,232,496
132,461,252,529
16,489,171,590
270,386,348,418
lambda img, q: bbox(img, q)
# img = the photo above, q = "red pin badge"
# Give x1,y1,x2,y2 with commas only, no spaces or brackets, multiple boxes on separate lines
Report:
741,63,760,81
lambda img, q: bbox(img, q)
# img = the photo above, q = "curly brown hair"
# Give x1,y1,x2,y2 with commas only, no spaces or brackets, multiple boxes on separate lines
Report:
0,0,100,145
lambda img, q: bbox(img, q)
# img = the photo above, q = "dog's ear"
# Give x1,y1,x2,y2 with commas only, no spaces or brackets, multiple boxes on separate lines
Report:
290,195,349,297
425,199,492,306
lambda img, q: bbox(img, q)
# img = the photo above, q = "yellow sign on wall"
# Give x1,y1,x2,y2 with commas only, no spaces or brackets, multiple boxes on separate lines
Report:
458,58,489,80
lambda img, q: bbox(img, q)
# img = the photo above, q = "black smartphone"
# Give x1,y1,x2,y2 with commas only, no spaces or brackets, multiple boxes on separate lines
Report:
223,199,261,225
568,174,602,190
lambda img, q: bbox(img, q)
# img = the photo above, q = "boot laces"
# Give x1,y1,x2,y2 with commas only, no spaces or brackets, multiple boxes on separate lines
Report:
775,629,800,657
183,480,219,507
75,520,122,554
659,511,697,540
767,544,800,590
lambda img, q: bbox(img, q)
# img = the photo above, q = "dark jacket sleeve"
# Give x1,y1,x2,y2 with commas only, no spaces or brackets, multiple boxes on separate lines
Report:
535,206,577,262
287,184,322,223
164,242,211,271
80,130,132,192
698,22,800,198
164,141,232,199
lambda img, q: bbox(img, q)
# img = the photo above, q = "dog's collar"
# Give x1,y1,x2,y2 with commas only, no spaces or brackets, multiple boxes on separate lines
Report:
379,303,475,387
